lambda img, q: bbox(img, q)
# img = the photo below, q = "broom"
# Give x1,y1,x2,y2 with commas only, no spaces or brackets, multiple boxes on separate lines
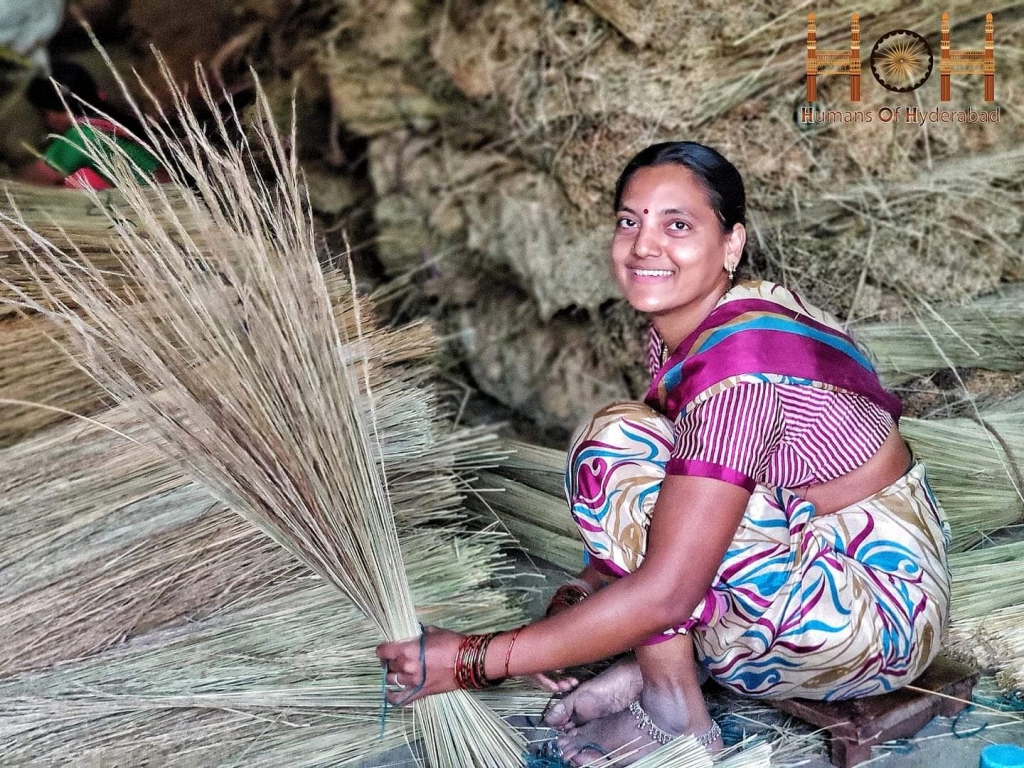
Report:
0,532,544,765
0,59,526,766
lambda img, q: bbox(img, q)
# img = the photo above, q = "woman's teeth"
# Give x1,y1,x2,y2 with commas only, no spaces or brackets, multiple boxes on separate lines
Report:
632,269,673,277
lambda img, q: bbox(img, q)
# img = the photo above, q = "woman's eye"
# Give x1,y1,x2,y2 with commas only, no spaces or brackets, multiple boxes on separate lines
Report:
669,221,690,231
616,217,636,228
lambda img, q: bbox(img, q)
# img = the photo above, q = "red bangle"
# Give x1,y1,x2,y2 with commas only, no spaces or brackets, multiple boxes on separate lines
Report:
545,584,590,616
503,627,524,679
454,632,502,689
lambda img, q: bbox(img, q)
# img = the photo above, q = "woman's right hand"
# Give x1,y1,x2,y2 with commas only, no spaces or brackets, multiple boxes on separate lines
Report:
528,575,598,691
530,668,579,693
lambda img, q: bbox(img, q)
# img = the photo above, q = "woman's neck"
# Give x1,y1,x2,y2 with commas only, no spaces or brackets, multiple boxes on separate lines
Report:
652,280,732,355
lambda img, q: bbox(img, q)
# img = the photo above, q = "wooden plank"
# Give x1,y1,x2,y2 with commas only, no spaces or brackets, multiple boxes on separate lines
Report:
772,655,980,768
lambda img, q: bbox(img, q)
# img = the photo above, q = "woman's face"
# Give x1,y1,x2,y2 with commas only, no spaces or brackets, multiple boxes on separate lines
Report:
610,164,743,317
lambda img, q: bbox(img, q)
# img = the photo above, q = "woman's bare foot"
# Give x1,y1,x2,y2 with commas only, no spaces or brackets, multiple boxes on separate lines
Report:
554,682,723,765
543,657,642,731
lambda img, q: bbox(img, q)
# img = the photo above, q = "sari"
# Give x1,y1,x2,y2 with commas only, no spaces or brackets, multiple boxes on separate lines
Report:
564,280,951,700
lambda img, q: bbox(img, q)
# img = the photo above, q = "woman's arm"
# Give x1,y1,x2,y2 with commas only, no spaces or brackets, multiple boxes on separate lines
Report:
376,472,751,701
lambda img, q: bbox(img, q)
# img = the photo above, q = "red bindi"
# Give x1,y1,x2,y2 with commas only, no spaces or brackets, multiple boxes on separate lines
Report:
643,208,648,214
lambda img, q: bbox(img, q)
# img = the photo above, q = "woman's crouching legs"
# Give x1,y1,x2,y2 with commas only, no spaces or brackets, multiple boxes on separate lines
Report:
545,403,721,762
554,634,723,765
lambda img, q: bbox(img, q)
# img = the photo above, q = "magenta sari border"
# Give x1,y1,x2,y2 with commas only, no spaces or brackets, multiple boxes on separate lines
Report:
638,631,679,646
647,296,858,401
656,331,902,420
590,556,629,578
665,458,757,492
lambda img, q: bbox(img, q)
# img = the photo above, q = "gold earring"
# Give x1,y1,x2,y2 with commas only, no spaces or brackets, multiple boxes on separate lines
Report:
726,263,735,282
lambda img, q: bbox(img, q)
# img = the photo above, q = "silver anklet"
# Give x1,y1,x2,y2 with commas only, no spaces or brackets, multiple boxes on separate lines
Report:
627,700,722,749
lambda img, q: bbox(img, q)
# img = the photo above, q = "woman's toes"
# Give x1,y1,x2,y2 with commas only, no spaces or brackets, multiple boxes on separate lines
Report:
544,700,571,728
555,731,577,758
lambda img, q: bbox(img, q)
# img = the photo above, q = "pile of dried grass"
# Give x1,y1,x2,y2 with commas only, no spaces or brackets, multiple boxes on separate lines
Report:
0,530,539,765
355,1,1024,430
854,283,1024,386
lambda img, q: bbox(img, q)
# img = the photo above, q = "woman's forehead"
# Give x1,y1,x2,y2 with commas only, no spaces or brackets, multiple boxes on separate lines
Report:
620,166,711,210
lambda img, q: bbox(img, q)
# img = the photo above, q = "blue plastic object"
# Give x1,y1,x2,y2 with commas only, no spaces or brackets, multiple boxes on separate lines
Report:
981,744,1024,768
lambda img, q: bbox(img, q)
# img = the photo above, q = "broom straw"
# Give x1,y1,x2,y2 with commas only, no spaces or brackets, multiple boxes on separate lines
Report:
0,531,536,765
0,54,524,765
0,371,479,596
0,265,437,445
853,283,1024,386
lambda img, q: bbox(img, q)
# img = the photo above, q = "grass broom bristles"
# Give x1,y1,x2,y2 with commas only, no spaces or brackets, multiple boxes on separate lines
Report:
0,531,536,765
0,271,437,446
0,57,525,764
853,283,1024,386
0,508,299,676
715,741,772,767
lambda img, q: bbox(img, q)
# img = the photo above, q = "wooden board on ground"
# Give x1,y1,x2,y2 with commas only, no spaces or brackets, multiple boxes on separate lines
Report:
772,655,980,768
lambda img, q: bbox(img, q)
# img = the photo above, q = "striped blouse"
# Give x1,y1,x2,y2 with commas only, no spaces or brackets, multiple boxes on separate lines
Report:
666,382,894,492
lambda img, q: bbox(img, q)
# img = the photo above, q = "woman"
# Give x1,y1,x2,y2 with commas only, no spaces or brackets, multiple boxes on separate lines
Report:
377,142,952,765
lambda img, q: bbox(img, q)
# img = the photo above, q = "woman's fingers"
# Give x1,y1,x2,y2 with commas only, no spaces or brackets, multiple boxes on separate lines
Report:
531,671,580,692
376,626,433,662
531,673,560,692
376,626,464,706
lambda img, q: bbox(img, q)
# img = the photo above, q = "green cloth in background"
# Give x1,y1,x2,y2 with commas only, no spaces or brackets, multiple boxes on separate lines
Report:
43,123,160,182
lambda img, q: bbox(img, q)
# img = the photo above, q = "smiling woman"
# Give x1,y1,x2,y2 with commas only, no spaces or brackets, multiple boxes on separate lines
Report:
376,142,953,766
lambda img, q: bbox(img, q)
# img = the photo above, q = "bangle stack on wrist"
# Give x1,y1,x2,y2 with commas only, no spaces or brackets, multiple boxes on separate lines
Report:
454,626,528,689
454,632,504,690
545,579,593,616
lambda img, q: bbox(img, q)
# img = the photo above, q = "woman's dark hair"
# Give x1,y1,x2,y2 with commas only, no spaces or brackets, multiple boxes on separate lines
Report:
613,142,746,234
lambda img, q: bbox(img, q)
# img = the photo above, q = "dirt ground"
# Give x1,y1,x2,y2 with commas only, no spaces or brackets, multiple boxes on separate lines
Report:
357,710,1024,767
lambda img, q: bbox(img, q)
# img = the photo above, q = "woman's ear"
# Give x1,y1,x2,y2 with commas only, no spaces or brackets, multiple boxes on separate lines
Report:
725,223,746,265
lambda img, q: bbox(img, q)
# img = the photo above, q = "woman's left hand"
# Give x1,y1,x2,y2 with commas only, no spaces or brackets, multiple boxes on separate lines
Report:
375,625,465,706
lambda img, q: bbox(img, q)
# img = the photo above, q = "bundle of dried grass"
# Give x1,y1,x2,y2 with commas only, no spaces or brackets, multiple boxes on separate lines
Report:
0,183,205,317
0,531,539,765
942,542,1024,687
469,470,582,573
900,403,1024,551
0,366,478,597
0,59,526,765
0,509,297,677
0,707,411,768
0,255,437,446
715,741,773,768
0,312,105,446
853,284,1024,386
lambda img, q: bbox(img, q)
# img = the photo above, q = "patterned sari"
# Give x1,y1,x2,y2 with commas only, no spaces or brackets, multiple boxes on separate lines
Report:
564,281,951,700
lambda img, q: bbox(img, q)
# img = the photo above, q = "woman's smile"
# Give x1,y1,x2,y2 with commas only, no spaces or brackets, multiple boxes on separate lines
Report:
629,267,676,282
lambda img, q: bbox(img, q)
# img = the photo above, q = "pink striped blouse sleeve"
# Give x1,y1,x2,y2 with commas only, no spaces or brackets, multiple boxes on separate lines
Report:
666,383,785,492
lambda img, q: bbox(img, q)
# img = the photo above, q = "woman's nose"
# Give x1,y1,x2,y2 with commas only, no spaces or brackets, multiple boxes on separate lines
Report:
632,226,663,259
